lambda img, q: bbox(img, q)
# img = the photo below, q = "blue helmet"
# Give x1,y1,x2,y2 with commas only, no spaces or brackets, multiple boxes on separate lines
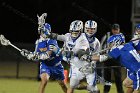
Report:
43,23,51,35
136,24,140,29
38,23,51,36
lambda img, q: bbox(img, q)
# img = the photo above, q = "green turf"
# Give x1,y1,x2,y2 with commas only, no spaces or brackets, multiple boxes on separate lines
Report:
0,78,126,93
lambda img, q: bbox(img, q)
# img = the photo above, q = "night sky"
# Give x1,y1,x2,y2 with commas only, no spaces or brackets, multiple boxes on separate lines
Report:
0,0,132,43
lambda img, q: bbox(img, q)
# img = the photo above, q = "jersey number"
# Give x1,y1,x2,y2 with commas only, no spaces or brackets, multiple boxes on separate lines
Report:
129,50,140,62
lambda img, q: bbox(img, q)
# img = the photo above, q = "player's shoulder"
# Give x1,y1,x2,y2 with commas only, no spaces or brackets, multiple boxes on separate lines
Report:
65,33,71,36
80,33,87,38
48,39,57,43
35,39,39,45
94,37,100,41
94,37,100,43
37,36,46,42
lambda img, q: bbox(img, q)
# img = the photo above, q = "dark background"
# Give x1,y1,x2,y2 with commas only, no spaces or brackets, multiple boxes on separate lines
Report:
0,0,132,43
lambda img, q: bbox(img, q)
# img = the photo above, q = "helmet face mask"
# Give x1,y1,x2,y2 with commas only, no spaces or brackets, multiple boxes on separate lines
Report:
70,30,81,38
39,23,51,39
84,20,97,37
85,27,96,37
69,20,83,38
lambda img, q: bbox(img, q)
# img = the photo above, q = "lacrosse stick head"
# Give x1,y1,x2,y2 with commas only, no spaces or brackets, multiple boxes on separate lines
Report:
37,13,47,34
0,34,10,46
37,13,47,26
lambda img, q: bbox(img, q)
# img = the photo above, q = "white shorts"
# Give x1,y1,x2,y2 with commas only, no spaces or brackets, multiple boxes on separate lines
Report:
69,65,97,86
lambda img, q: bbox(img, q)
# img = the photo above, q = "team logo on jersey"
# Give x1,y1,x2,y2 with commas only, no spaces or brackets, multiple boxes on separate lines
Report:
39,48,47,52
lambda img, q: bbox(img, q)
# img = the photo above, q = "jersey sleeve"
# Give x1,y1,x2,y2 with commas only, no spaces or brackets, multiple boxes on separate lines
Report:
120,33,125,43
108,48,121,59
57,34,66,41
107,36,113,44
94,38,101,53
79,36,89,51
47,39,59,51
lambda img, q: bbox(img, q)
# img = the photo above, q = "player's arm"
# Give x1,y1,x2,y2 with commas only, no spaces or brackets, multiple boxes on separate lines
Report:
93,39,101,54
36,42,60,61
20,39,42,60
75,37,90,61
26,45,58,61
91,54,109,62
49,33,66,41
79,53,110,63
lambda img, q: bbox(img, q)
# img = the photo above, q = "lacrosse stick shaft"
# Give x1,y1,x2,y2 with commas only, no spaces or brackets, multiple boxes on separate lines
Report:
9,43,21,52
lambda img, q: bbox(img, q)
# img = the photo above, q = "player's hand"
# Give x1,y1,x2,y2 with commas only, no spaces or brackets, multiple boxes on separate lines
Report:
62,51,74,59
27,52,36,60
20,49,30,57
80,54,91,62
38,53,50,60
49,45,58,54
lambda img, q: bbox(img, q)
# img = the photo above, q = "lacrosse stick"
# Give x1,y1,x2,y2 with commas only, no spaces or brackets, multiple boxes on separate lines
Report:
37,13,47,34
37,13,47,26
96,75,112,86
0,34,21,52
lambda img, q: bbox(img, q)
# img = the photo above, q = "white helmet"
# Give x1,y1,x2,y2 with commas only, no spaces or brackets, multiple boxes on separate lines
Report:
84,20,97,37
69,20,83,38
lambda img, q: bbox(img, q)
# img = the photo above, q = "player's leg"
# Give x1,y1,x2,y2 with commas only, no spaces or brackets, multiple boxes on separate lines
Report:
75,82,87,90
52,64,68,93
67,66,84,93
57,80,67,93
133,70,140,93
103,61,111,93
67,77,82,93
114,67,124,93
39,63,50,93
123,77,134,93
86,72,100,93
39,73,50,93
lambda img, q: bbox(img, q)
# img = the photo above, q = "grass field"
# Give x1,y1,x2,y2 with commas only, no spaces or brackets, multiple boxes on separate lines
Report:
0,78,126,93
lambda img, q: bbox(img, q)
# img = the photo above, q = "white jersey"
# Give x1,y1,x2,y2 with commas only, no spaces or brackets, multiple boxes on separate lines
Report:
86,36,100,55
57,33,90,69
84,33,100,68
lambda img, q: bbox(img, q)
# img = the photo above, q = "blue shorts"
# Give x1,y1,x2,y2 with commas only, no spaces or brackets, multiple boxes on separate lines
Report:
40,62,64,80
127,69,140,90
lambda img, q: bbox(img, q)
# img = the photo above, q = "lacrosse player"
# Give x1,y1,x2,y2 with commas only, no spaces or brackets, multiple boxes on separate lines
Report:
103,23,125,93
123,24,140,93
20,13,67,93
50,20,101,93
81,37,140,93
75,20,101,93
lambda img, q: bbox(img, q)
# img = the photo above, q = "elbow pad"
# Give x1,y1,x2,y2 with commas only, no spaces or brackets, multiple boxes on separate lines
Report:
49,33,58,39
76,49,89,59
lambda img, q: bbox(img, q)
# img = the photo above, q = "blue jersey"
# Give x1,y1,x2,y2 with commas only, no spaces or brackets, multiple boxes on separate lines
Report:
107,33,125,46
130,40,140,51
108,43,140,72
36,39,62,66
